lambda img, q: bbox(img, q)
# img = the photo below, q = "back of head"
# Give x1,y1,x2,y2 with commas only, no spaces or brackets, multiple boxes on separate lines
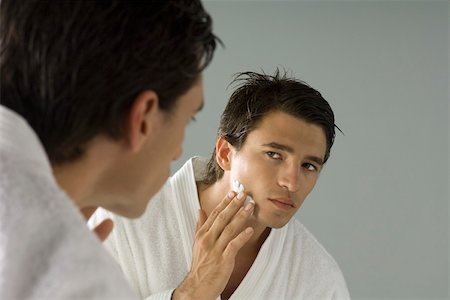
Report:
203,70,339,185
1,0,218,164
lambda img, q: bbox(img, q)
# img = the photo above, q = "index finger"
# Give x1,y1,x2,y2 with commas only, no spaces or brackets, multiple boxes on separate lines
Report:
200,191,237,232
204,191,250,242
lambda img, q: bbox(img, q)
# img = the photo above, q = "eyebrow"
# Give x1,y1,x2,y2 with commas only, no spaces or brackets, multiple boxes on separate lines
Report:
262,142,324,166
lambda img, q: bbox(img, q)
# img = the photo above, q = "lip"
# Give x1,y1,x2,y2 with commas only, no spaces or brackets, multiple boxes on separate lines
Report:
268,198,296,210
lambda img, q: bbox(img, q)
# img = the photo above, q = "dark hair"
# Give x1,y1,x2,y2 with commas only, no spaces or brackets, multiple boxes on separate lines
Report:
1,0,219,164
203,70,341,185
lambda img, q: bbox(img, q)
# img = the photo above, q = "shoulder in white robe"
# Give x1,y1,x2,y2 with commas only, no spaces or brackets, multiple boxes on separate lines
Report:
0,105,137,299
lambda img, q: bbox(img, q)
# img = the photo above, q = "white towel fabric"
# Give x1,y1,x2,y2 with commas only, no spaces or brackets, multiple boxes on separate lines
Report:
0,105,137,299
91,157,350,300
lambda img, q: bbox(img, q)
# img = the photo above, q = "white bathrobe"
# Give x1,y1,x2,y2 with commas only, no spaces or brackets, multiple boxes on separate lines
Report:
92,157,350,300
0,106,137,299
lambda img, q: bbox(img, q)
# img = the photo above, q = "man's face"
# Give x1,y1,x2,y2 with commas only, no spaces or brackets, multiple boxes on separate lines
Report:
143,76,204,198
227,110,327,228
108,76,204,218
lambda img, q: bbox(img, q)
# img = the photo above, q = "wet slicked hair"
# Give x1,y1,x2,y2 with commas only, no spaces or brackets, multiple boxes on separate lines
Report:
1,0,219,164
202,70,341,185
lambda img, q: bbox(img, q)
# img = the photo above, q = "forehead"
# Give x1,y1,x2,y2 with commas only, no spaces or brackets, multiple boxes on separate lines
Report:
245,111,327,157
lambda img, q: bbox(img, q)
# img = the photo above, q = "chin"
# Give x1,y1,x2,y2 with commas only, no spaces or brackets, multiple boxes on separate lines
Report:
122,184,166,218
268,219,291,229
254,211,291,229
108,198,149,219
260,210,294,228
124,206,147,218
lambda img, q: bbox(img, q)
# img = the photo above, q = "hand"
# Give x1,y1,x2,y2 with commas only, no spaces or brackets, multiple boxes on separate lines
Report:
81,206,114,242
172,191,255,300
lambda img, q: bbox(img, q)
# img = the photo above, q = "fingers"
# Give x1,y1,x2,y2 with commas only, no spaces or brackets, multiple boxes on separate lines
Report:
93,218,114,242
80,206,112,241
183,191,255,300
200,191,236,232
206,192,251,241
80,206,98,221
216,203,254,249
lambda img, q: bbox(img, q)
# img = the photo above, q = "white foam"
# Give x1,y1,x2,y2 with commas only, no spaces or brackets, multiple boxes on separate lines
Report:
232,179,254,206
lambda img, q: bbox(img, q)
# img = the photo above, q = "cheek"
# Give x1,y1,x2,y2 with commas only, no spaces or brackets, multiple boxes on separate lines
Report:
230,153,260,178
230,155,272,194
173,125,187,159
307,174,319,190
299,176,319,198
170,122,187,148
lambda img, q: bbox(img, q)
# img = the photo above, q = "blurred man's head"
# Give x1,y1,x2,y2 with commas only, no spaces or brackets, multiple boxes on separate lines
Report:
1,0,219,217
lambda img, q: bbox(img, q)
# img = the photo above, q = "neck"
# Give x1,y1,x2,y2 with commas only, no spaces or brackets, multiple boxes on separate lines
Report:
198,180,271,253
53,158,100,209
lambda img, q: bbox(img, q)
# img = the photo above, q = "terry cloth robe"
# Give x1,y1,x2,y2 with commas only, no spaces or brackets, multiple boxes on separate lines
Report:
0,106,137,299
91,157,350,300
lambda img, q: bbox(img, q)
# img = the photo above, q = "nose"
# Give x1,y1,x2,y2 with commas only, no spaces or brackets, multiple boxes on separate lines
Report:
277,162,300,192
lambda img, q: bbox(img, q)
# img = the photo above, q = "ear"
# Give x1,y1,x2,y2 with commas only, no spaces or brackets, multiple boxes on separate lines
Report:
125,90,159,153
215,136,233,171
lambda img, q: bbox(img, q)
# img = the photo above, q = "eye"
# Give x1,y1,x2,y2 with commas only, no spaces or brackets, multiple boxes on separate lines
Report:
303,163,318,171
266,151,282,160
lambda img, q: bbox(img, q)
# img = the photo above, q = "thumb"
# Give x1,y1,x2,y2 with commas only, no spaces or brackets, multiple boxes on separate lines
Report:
93,219,114,242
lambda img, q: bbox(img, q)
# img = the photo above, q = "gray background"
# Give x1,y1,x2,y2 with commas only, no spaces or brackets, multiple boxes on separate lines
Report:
171,1,450,299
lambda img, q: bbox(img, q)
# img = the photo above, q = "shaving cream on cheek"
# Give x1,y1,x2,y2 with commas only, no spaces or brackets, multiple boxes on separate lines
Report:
232,179,255,206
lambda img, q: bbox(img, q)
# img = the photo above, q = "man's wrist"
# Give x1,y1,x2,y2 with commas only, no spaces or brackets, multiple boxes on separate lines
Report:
172,276,213,300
